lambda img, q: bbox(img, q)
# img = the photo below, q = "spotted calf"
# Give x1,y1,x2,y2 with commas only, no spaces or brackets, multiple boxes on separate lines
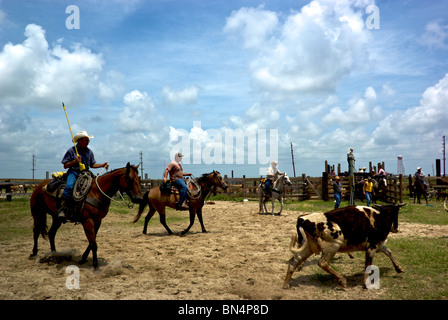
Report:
283,204,405,289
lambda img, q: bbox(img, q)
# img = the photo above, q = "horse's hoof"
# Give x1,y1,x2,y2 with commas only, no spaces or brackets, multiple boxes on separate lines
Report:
79,259,87,265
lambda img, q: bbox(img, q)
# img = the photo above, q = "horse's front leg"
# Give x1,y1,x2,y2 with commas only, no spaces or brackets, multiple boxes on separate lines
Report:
196,207,207,233
80,218,100,270
271,197,275,215
278,197,284,215
181,208,196,236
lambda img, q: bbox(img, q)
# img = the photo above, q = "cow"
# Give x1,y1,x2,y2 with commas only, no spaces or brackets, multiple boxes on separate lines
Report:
283,204,405,289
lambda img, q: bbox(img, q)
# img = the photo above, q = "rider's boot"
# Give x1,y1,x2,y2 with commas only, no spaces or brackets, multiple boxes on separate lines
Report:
176,201,189,211
57,198,68,223
58,197,76,223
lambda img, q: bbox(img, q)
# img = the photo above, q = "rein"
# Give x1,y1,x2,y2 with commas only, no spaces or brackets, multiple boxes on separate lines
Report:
95,167,135,209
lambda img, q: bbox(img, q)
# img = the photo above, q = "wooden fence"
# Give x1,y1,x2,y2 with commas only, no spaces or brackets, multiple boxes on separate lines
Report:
3,174,447,203
322,173,404,204
141,174,311,201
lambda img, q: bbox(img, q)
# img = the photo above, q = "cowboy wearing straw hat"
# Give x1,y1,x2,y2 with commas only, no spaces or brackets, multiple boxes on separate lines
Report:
58,131,109,222
265,161,284,194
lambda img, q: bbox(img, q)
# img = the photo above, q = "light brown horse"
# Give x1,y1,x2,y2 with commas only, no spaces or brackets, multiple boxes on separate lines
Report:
30,163,142,269
133,171,228,236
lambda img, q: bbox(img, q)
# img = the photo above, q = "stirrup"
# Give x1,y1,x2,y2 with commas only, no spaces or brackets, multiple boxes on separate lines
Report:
176,203,189,211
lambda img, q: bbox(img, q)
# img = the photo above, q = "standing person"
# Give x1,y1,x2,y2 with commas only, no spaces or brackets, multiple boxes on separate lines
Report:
347,147,355,174
265,161,284,194
59,131,109,222
333,176,342,209
363,176,375,207
163,152,192,210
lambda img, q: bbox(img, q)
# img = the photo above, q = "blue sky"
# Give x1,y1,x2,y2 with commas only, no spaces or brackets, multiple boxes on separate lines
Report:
1,0,447,179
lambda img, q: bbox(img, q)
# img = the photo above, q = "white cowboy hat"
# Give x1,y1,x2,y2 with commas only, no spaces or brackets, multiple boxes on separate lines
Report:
73,131,94,143
417,167,422,170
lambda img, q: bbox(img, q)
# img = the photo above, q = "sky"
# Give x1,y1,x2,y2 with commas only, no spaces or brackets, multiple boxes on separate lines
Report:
1,0,447,180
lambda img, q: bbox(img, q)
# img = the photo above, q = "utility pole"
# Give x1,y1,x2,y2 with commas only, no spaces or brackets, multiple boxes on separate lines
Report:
31,154,36,179
290,142,296,178
139,151,144,179
443,136,446,177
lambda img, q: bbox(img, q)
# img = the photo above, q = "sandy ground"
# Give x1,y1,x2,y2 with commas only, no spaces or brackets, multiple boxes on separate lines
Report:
1,200,447,300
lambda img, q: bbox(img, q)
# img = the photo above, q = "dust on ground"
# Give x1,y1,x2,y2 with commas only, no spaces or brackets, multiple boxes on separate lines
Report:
1,201,447,300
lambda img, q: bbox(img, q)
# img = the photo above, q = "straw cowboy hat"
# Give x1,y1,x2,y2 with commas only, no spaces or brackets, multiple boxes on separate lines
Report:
73,131,94,143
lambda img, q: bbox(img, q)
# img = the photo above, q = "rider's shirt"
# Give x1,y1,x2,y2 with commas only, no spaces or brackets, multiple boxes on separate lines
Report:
61,146,96,172
167,161,184,181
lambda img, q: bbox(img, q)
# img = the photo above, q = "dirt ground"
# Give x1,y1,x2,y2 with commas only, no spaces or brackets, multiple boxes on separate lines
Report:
1,200,447,300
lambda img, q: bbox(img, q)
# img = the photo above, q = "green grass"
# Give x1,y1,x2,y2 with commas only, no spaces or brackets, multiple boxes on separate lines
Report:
0,197,33,242
380,238,448,299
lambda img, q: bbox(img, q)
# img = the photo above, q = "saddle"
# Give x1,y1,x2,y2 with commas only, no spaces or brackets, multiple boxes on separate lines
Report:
159,179,201,199
44,171,94,201
44,174,67,199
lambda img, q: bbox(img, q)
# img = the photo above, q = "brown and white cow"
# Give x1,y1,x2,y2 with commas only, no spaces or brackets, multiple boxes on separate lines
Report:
283,204,405,289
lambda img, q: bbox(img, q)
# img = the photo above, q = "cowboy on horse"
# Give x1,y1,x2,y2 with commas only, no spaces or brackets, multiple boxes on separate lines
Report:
163,152,192,211
264,161,284,195
58,130,109,222
414,167,427,190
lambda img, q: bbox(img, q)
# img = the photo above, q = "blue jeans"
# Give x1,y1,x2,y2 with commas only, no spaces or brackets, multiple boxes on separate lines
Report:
365,191,372,207
334,192,341,208
63,170,79,199
173,179,188,205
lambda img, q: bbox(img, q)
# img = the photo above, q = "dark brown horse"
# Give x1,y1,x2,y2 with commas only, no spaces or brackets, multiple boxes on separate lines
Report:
413,176,428,204
30,163,142,269
133,171,228,236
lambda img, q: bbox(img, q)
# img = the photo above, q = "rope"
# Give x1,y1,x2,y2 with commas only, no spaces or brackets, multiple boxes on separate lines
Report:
94,168,134,209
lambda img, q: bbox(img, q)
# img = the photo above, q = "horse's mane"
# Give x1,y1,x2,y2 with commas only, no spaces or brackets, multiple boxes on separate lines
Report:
199,171,220,179
99,164,138,177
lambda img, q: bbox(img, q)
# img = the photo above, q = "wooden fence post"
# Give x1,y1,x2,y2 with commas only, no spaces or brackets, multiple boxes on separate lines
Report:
242,175,246,198
322,171,329,201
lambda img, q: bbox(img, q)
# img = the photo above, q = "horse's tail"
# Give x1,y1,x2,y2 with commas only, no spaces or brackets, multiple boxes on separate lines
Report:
133,190,149,223
30,186,48,240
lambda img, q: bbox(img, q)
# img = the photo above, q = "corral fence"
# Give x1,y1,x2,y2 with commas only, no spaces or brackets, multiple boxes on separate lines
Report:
2,173,446,203
140,174,311,201
322,172,403,204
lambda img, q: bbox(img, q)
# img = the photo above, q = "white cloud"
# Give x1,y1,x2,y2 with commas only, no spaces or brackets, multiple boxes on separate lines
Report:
115,90,158,133
224,0,373,94
0,24,118,109
373,73,448,147
323,86,381,126
419,20,448,49
162,85,201,106
224,5,279,49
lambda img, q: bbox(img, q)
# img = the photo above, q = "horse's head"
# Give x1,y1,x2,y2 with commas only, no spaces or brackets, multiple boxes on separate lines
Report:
122,162,143,204
207,170,228,191
282,173,293,186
